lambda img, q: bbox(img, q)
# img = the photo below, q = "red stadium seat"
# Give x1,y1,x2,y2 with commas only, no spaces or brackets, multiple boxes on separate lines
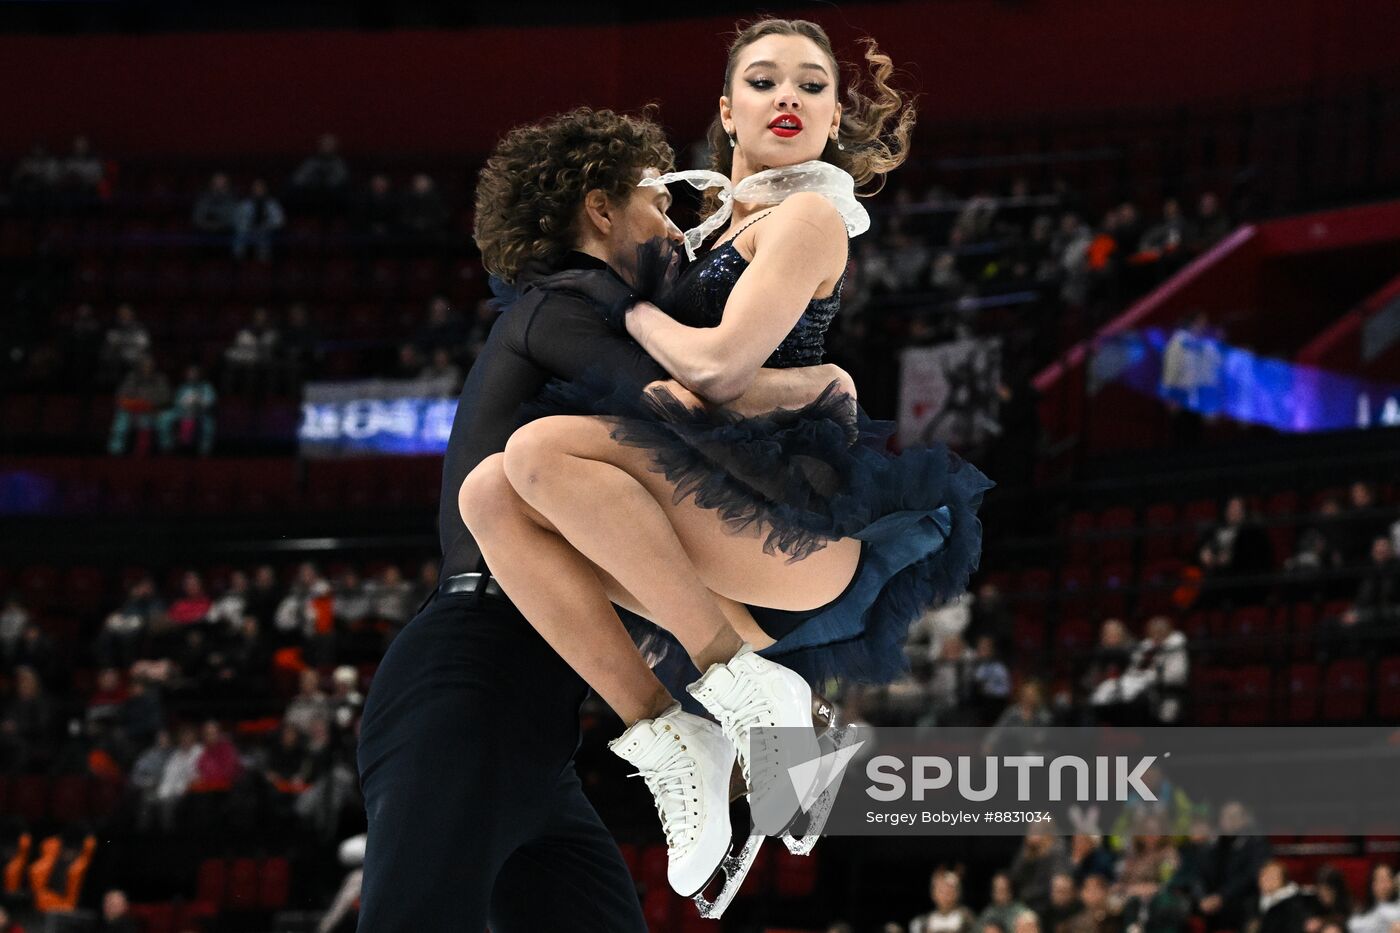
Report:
48,775,90,825
259,855,291,910
1377,656,1400,719
1225,666,1273,725
642,888,674,929
196,857,227,907
127,903,176,933
227,856,259,909
12,775,47,823
1322,659,1368,721
1286,664,1320,723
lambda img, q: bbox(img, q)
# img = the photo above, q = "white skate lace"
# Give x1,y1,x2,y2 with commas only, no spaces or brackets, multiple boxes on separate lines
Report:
708,679,780,789
627,742,700,852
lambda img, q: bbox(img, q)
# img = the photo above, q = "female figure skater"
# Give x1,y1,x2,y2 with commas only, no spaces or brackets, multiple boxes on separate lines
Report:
460,18,991,907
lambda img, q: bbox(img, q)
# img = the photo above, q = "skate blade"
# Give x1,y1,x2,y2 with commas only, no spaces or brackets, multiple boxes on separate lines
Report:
780,721,855,856
692,834,763,919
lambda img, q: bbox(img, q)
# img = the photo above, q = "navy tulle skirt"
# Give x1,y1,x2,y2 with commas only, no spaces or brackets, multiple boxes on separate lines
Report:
523,372,993,688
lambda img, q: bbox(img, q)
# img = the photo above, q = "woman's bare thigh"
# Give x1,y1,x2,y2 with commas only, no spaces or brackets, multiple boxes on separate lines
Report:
517,415,862,613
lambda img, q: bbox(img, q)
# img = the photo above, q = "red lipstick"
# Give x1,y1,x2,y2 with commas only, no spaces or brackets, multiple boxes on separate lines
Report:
768,114,803,138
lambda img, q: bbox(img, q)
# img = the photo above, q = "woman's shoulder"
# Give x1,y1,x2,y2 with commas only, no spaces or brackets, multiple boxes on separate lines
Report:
768,190,848,234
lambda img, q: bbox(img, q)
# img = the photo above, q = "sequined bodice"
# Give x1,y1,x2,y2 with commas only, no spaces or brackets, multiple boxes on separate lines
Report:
671,241,844,369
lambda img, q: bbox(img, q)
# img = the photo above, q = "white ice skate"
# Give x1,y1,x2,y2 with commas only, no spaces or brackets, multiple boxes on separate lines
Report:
687,644,824,894
609,702,737,900
779,692,857,856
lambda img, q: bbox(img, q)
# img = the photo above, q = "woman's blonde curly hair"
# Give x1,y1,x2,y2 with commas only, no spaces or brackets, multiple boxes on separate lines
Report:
473,107,675,283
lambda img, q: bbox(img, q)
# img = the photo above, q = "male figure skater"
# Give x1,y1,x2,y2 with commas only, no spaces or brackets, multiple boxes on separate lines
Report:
356,108,842,931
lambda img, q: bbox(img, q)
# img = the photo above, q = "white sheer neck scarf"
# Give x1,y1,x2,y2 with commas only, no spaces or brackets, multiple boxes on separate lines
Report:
637,159,871,260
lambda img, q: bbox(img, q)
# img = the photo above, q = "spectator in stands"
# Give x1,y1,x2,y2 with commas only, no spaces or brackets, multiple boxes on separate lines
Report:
0,903,21,933
99,304,153,383
986,680,1053,756
967,582,1014,658
59,134,105,206
1139,199,1194,256
1092,615,1188,724
1349,863,1400,933
0,595,29,662
285,669,331,736
167,571,212,627
232,178,285,262
980,873,1032,933
969,635,1012,724
131,728,172,828
330,666,363,731
1286,498,1346,598
206,571,250,631
86,667,128,728
418,348,463,396
1069,835,1117,884
247,564,281,629
1010,825,1074,917
1310,865,1353,933
1198,802,1270,931
911,869,977,933
1044,873,1084,933
908,593,973,665
223,306,281,395
398,173,451,248
296,716,357,840
291,133,351,204
265,720,310,789
192,172,238,237
1339,482,1389,565
11,141,59,196
352,173,399,245
280,302,322,381
0,666,53,772
1161,312,1223,441
331,569,371,627
108,355,171,456
155,723,202,829
367,564,413,625
120,673,164,750
1193,193,1232,249
412,296,470,358
275,562,334,657
217,617,270,693
1248,861,1314,933
1081,619,1135,703
409,559,439,610
1015,909,1044,933
157,364,216,455
1343,536,1399,627
1063,873,1123,933
97,576,163,666
11,623,56,685
1198,495,1273,606
196,720,243,787
98,888,139,933
1115,815,1179,904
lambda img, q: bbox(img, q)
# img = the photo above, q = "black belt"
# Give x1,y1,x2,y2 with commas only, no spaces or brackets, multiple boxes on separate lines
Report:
439,572,506,599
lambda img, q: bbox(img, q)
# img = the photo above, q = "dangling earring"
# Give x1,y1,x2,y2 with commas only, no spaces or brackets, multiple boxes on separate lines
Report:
834,133,845,151
728,132,736,149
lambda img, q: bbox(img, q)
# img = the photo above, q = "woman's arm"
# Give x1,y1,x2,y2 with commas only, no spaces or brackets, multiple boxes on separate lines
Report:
626,192,849,403
646,363,856,417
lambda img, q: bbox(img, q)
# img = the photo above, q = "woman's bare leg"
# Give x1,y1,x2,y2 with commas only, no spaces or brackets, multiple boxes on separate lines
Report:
502,415,862,636
459,455,677,726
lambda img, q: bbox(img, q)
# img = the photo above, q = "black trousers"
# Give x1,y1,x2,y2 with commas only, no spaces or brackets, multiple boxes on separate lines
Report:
357,590,646,932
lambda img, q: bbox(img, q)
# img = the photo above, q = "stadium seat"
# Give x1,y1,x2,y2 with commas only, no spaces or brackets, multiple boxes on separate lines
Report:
1225,666,1273,725
227,856,260,909
196,857,227,907
128,903,176,933
1286,664,1321,723
259,855,291,909
1322,659,1369,721
1377,656,1400,719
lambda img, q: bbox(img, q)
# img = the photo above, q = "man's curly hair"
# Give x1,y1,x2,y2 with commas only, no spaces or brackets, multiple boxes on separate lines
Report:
474,107,675,284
